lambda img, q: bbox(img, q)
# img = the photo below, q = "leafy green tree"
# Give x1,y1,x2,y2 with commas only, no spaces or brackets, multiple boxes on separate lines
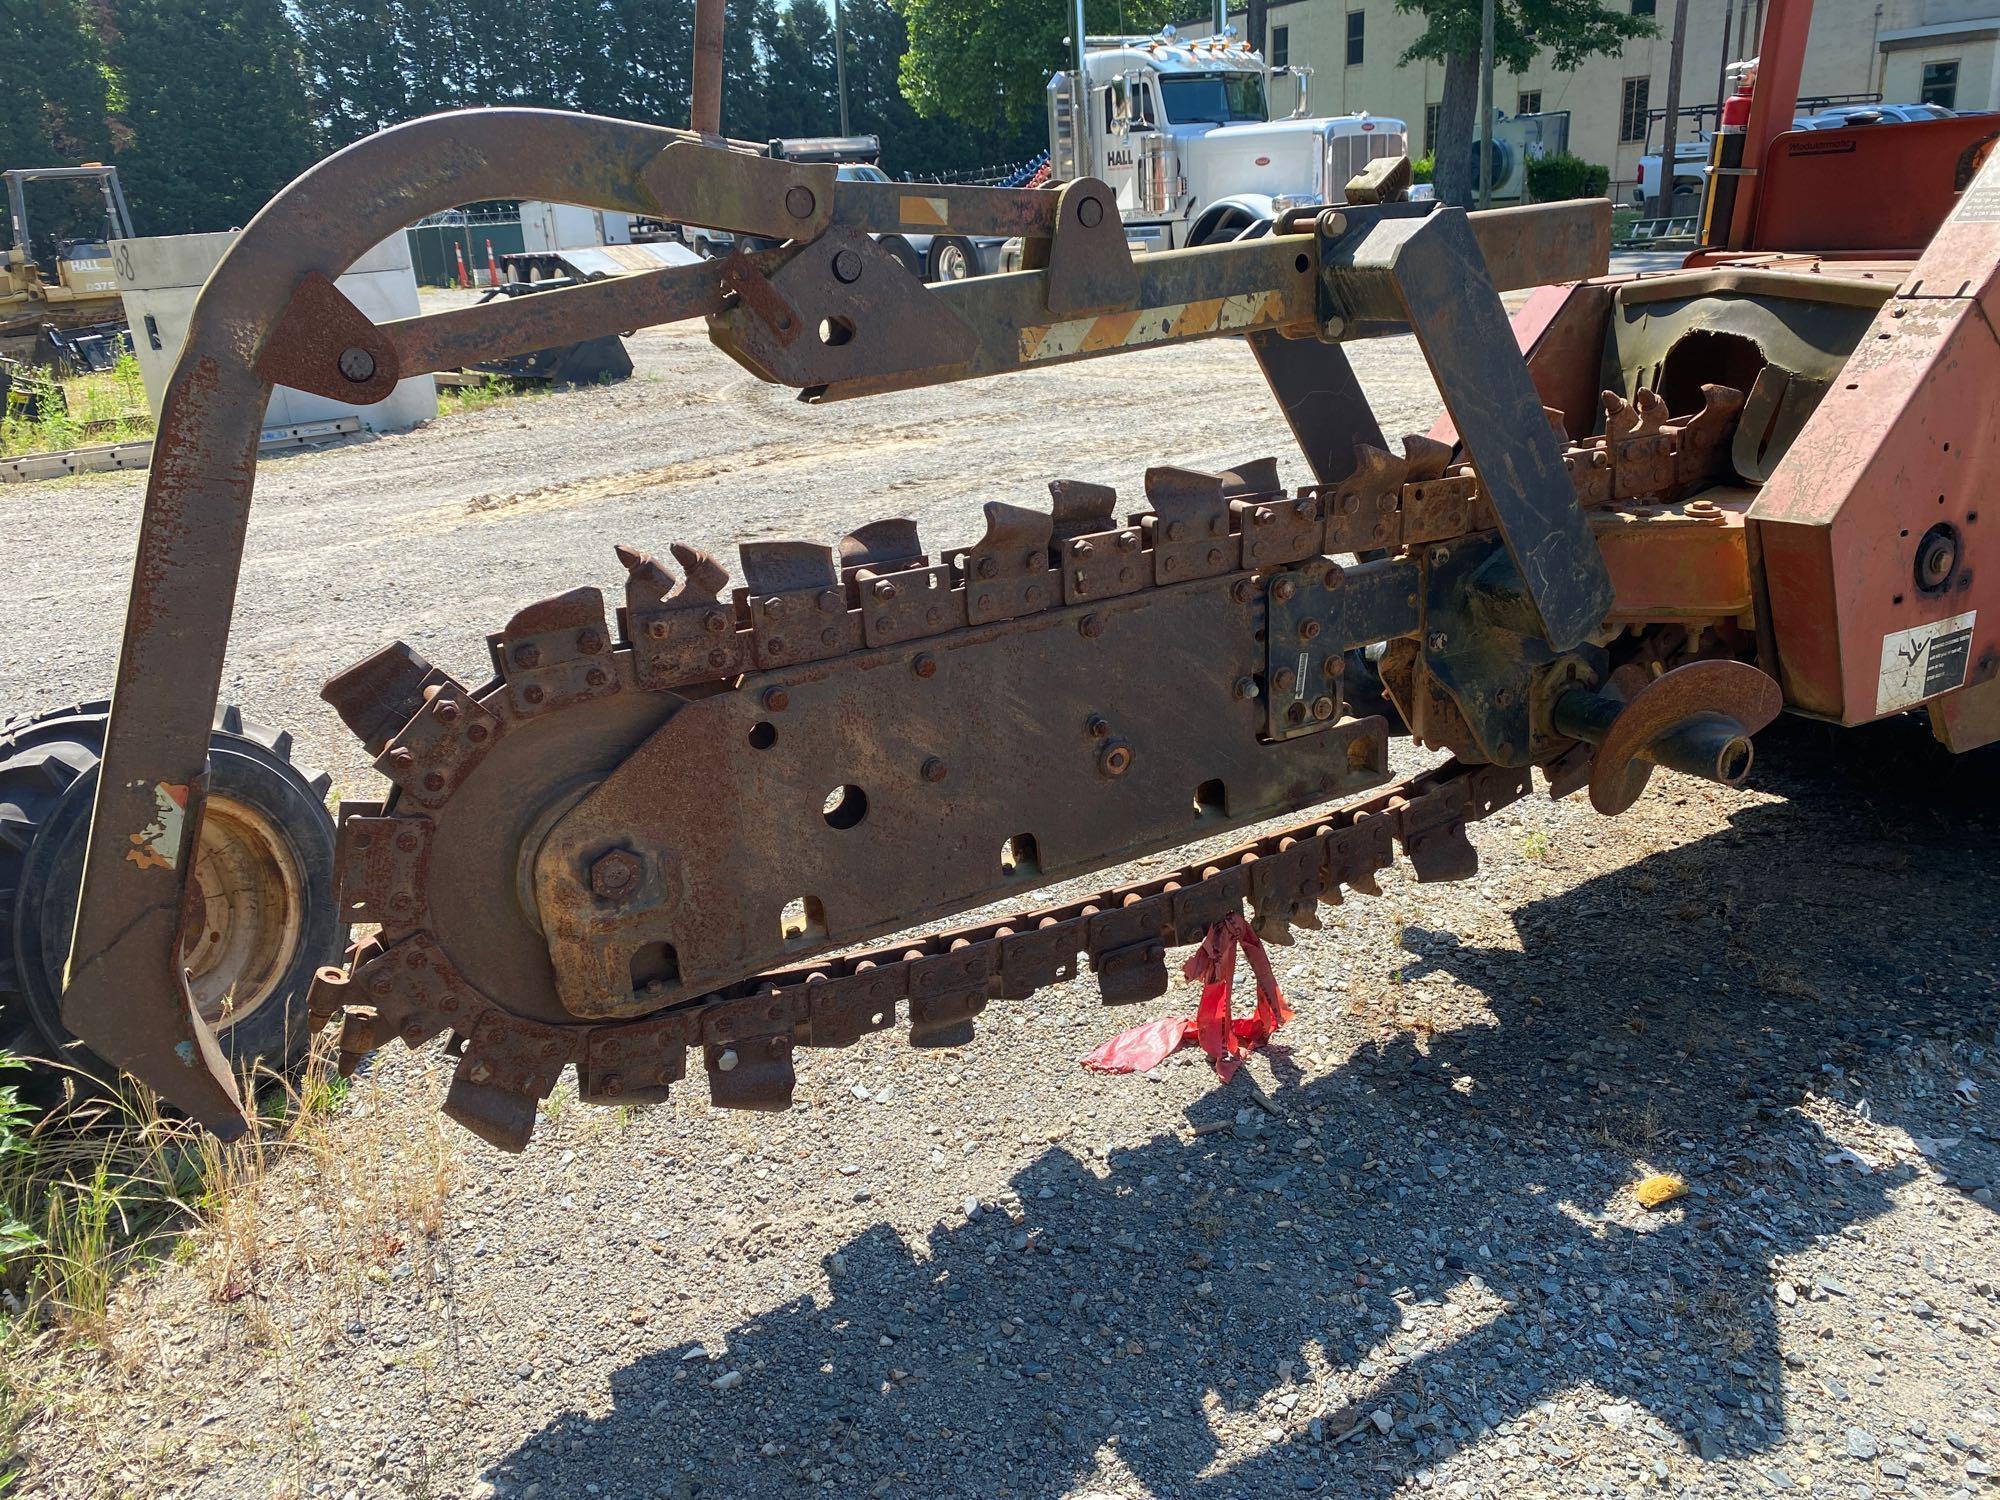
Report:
0,0,114,248
895,0,1196,138
0,0,111,167
111,0,319,231
1395,0,1652,207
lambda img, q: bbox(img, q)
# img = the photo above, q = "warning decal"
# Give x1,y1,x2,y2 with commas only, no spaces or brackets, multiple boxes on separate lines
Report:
1875,610,1976,714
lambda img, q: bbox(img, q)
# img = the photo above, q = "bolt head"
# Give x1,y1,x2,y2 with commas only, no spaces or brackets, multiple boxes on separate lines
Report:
1077,195,1105,228
1271,576,1298,602
912,653,938,678
577,628,605,654
1078,614,1105,639
716,1047,740,1072
703,609,729,634
1311,695,1336,721
590,849,643,899
976,556,999,579
784,185,816,220
433,698,460,723
921,756,948,783
1097,741,1133,777
1232,675,1259,701
337,346,376,383
647,619,670,640
388,748,415,769
872,578,899,601
831,247,864,283
1070,539,1094,557
513,643,542,669
763,687,790,711
1299,619,1322,641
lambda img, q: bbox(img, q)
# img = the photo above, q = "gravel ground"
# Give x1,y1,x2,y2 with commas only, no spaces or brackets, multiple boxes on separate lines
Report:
2,301,1996,1500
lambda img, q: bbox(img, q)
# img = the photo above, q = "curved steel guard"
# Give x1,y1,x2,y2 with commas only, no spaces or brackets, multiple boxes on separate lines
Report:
62,109,692,1135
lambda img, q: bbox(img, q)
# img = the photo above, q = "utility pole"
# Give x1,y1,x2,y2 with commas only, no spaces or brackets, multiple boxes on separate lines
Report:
833,0,851,136
692,0,724,133
1650,0,1691,218
1478,0,1496,209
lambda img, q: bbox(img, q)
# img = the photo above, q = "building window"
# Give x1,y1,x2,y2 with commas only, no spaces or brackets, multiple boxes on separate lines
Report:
1631,0,1655,12
1270,23,1289,66
1518,89,1542,115
1346,11,1365,66
1424,102,1442,154
1921,59,1960,109
1619,76,1650,141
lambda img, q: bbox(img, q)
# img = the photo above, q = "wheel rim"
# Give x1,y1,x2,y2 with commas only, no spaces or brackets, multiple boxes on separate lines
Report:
938,243,968,280
179,795,305,1033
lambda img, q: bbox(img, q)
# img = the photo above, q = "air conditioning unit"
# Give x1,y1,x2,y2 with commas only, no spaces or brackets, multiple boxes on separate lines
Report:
1466,110,1572,202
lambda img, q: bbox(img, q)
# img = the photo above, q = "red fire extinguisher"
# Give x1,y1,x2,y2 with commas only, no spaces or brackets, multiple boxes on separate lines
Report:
1700,61,1756,247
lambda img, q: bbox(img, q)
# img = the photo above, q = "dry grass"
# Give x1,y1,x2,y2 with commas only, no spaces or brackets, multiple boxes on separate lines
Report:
0,1042,466,1491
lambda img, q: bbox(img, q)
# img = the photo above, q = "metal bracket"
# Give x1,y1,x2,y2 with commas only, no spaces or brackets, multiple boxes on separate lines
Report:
1319,205,1615,651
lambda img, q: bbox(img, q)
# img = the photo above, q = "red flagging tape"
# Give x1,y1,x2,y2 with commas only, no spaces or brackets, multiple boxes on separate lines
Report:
1081,914,1292,1080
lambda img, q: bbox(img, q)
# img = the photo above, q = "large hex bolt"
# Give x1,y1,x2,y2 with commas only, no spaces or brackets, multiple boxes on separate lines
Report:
590,849,644,901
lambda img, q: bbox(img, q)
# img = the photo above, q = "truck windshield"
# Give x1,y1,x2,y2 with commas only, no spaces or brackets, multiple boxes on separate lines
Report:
1157,73,1266,125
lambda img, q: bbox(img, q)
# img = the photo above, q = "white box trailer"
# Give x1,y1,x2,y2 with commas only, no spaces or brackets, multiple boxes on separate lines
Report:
518,201,635,255
111,230,436,433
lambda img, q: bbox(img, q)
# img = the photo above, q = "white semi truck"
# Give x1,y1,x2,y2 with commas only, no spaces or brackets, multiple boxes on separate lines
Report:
1044,13,1406,252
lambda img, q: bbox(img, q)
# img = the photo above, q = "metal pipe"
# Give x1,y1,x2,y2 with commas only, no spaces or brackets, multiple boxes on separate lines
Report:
1478,0,1496,210
1650,713,1755,785
1215,0,1227,34
1073,0,1091,177
833,0,850,138
1551,691,1755,787
692,0,725,134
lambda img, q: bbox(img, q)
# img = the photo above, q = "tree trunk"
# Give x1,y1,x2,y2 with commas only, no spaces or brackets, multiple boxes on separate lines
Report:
1433,49,1480,208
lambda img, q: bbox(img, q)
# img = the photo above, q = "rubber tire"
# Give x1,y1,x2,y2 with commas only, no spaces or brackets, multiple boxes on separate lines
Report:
928,237,977,282
0,700,338,1086
877,234,924,278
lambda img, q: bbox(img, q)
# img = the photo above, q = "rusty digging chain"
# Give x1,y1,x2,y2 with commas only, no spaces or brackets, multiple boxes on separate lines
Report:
315,752,1551,1149
307,384,1741,1148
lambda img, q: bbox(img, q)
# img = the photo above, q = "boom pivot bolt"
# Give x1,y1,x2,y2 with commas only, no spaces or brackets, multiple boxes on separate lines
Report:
590,849,643,900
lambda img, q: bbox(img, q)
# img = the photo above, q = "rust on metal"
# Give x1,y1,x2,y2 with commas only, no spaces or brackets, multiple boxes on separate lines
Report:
58,102,1864,1151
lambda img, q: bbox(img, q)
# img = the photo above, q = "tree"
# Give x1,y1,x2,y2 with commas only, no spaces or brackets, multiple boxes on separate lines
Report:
111,0,319,232
0,0,113,247
896,0,1196,141
1394,0,1652,208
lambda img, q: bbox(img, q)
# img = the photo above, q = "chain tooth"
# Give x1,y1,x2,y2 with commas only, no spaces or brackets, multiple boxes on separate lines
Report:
1602,390,1639,439
1047,477,1118,542
1142,467,1235,584
322,641,453,758
963,500,1059,623
704,1036,796,1110
1633,387,1669,435
666,542,732,602
737,539,839,596
1401,434,1454,482
1348,442,1409,490
837,518,925,576
616,544,676,607
1219,455,1282,497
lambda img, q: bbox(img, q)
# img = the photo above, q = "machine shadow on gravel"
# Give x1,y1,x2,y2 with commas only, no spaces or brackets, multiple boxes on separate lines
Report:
487,716,1996,1499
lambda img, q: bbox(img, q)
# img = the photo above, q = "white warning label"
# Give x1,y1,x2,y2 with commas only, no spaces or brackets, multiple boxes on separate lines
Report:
1876,609,1976,714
